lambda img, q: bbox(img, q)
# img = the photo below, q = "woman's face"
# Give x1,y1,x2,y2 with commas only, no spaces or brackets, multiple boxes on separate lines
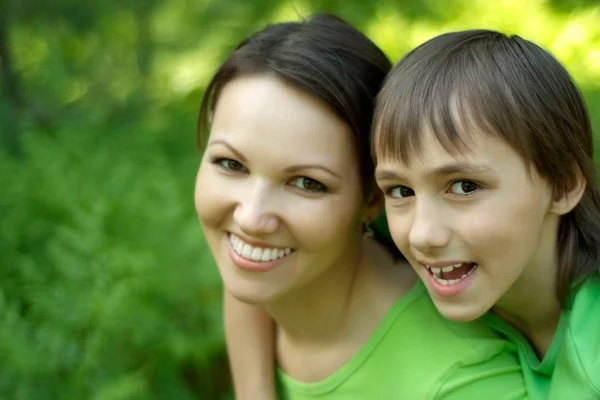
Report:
195,75,370,304
375,126,561,321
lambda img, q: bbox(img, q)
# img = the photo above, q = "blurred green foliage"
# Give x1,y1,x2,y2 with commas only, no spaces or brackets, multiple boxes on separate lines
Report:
1,0,599,399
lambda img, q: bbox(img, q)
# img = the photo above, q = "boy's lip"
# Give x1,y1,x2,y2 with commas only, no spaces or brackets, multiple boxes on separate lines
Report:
418,260,474,268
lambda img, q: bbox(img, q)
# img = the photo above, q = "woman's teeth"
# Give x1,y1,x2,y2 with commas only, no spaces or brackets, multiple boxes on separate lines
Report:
229,233,293,262
425,263,478,286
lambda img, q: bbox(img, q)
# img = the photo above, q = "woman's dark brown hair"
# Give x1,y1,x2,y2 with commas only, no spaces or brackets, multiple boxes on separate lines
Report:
373,29,600,306
198,13,400,256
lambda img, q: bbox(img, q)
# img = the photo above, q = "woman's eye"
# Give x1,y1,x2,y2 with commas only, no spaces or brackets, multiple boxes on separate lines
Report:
291,177,326,193
388,186,414,199
449,180,479,196
216,158,247,172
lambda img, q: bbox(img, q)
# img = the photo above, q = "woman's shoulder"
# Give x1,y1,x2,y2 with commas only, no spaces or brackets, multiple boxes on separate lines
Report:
377,277,515,358
367,280,525,399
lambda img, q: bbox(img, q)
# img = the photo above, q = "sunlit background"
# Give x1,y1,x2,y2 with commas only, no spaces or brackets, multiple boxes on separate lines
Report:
1,0,599,399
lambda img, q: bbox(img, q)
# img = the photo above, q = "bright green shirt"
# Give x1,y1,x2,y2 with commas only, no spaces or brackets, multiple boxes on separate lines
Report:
481,276,600,400
276,280,527,399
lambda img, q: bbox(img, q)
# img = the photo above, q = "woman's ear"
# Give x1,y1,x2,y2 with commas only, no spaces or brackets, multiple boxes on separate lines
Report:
363,183,385,223
550,166,586,216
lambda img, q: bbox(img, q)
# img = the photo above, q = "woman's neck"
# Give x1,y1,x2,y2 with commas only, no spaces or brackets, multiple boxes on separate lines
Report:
266,239,366,343
267,238,415,381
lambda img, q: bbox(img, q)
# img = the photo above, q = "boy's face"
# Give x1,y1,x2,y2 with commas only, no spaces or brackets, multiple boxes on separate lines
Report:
375,127,559,321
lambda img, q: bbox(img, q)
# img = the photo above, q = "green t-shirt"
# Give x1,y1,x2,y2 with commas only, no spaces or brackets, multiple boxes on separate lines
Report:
481,275,600,400
276,280,527,399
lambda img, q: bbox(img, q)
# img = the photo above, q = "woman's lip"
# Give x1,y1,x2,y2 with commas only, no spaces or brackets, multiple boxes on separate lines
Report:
228,232,291,250
226,234,292,272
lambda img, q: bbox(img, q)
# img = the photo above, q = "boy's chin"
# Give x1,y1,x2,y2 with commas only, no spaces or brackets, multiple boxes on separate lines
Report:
432,298,490,323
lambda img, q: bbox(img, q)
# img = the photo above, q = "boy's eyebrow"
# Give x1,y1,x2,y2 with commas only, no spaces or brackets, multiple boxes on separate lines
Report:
375,169,404,181
375,162,495,181
431,162,495,176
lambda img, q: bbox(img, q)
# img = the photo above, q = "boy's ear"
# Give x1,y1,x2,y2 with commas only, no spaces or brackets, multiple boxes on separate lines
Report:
550,166,586,216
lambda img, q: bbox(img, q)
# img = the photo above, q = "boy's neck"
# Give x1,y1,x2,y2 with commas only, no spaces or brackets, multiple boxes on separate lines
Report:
492,223,562,358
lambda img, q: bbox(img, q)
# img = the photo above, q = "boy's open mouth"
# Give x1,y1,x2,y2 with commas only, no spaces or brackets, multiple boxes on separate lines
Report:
424,262,478,286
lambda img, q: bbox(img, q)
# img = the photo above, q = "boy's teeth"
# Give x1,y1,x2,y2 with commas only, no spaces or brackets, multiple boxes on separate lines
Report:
229,234,293,263
429,263,478,286
440,263,464,272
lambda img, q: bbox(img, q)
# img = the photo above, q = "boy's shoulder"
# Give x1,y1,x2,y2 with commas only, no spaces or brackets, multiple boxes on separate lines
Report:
551,277,600,397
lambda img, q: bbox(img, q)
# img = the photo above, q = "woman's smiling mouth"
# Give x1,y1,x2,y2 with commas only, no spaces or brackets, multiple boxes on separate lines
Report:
228,233,295,271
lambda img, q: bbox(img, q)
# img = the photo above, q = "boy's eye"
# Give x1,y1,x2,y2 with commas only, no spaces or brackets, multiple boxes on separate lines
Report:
449,180,479,195
291,177,326,193
388,186,414,199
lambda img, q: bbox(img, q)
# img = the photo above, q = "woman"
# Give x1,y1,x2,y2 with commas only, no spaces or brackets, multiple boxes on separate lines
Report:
195,14,526,399
372,29,600,399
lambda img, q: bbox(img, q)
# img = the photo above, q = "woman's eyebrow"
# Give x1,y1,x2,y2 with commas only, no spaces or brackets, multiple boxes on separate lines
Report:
207,139,247,162
284,164,341,179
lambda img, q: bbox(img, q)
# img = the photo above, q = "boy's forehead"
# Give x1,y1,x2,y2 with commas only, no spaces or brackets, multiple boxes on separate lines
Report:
375,124,483,167
375,130,521,178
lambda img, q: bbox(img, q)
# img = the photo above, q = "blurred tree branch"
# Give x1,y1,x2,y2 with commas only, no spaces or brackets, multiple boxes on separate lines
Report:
0,0,23,154
0,0,55,155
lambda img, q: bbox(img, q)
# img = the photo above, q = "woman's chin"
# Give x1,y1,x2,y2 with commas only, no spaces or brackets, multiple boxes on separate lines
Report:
224,281,279,306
